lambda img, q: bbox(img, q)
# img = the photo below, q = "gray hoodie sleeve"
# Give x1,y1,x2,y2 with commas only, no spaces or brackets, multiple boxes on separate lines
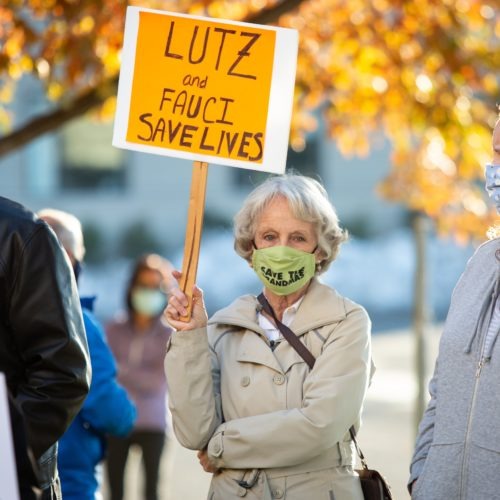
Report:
408,359,439,488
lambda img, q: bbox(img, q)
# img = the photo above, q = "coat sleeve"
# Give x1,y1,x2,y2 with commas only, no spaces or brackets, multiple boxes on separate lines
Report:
79,311,136,437
9,224,91,459
165,327,222,450
409,359,438,486
206,306,371,469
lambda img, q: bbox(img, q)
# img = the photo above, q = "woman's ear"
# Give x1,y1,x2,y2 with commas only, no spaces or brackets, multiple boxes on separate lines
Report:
248,240,257,268
314,246,324,262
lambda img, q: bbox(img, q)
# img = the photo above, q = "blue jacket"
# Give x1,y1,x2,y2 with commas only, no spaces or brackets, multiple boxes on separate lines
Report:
58,297,136,499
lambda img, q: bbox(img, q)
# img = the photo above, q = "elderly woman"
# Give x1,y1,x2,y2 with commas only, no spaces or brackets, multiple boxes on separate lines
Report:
165,174,372,499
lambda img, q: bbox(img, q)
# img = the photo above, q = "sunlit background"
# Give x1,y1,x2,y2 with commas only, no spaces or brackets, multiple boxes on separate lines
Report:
1,1,498,498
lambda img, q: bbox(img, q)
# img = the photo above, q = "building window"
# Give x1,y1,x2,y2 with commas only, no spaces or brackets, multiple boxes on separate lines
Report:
60,118,126,190
286,138,319,178
232,138,319,187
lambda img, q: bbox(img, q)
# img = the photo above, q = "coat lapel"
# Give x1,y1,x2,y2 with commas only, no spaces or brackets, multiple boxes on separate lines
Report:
236,330,284,373
273,341,305,373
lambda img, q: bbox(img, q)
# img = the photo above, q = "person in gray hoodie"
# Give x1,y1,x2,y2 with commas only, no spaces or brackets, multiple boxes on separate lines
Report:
409,115,500,499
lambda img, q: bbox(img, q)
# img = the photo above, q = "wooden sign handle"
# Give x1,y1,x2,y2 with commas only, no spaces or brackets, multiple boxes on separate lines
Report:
179,161,209,322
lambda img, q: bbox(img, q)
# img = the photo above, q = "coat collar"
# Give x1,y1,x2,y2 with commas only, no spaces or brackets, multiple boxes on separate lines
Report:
208,279,347,374
290,278,347,334
209,278,347,335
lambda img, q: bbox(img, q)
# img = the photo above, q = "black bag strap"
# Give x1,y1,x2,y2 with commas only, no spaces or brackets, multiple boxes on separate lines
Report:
349,427,368,470
257,292,369,469
257,293,316,369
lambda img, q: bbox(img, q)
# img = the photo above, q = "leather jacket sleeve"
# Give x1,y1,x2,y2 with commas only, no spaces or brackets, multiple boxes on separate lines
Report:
7,221,91,459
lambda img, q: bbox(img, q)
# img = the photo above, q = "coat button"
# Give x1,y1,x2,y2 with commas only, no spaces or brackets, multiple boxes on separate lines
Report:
273,374,285,385
240,376,250,387
273,488,284,498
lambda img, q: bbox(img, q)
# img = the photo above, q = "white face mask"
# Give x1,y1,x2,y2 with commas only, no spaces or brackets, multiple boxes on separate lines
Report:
485,163,500,214
131,287,167,317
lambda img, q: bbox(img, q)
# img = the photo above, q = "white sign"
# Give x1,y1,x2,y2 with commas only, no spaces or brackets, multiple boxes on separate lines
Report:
113,7,298,174
0,372,20,500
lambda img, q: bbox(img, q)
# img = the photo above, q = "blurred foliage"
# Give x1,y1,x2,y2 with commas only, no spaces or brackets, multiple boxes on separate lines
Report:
0,0,499,240
117,220,164,260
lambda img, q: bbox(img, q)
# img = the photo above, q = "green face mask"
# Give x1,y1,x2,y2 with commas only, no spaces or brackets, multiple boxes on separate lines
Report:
252,245,317,296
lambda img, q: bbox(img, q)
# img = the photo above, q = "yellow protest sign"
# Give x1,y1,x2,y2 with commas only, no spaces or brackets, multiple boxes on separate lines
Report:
114,7,298,173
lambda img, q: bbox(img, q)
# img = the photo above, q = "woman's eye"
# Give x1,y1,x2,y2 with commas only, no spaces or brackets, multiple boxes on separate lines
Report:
263,234,275,241
293,235,306,242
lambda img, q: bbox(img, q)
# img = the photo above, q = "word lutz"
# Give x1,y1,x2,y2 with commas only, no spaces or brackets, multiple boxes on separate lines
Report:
260,267,305,286
164,21,261,80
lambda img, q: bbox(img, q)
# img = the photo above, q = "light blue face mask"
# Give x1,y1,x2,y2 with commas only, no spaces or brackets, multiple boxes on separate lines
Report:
485,163,500,214
131,287,167,317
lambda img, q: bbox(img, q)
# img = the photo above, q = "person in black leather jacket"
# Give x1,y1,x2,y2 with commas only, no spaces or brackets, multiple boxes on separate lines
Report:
0,196,91,499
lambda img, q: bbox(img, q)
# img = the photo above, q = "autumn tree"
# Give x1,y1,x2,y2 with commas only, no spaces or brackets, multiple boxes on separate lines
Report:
0,0,498,238
2,0,498,428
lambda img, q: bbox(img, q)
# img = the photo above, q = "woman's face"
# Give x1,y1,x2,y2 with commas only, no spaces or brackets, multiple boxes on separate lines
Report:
253,196,317,253
131,268,167,318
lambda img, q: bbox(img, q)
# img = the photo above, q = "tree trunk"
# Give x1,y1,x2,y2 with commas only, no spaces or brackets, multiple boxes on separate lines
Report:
412,212,430,436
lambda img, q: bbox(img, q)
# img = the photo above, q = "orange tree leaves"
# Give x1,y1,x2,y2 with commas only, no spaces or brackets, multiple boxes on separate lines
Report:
0,0,124,99
0,0,498,239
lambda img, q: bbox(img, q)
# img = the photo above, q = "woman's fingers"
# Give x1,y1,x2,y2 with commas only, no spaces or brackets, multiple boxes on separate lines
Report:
171,269,183,282
168,294,188,316
164,278,208,330
197,449,218,473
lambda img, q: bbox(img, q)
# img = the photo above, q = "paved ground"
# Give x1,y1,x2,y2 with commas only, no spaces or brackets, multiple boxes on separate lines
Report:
101,326,441,500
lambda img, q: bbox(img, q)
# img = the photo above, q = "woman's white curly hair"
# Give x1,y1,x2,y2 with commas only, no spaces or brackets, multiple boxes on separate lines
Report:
233,173,348,274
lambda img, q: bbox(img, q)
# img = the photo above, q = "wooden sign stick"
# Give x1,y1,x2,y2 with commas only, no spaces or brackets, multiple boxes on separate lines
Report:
179,161,209,322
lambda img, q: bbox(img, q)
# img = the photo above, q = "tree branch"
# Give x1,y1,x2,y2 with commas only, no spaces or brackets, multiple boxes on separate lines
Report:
246,0,307,24
0,0,309,157
0,83,117,157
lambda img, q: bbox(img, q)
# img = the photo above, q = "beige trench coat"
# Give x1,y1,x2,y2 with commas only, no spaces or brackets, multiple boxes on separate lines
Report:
165,279,372,499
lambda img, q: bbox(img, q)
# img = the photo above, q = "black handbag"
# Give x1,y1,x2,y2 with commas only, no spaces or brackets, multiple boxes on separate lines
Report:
257,293,393,500
350,428,393,500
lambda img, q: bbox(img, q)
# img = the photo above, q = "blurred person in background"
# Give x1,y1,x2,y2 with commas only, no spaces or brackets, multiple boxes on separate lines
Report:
38,208,137,500
105,254,174,500
165,174,372,499
409,115,500,499
0,197,90,500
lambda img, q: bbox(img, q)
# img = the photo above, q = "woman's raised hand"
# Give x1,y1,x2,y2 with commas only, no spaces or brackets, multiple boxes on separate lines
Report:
165,270,208,331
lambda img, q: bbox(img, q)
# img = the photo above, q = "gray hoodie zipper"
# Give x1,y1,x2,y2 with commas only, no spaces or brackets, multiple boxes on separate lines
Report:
459,284,499,498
